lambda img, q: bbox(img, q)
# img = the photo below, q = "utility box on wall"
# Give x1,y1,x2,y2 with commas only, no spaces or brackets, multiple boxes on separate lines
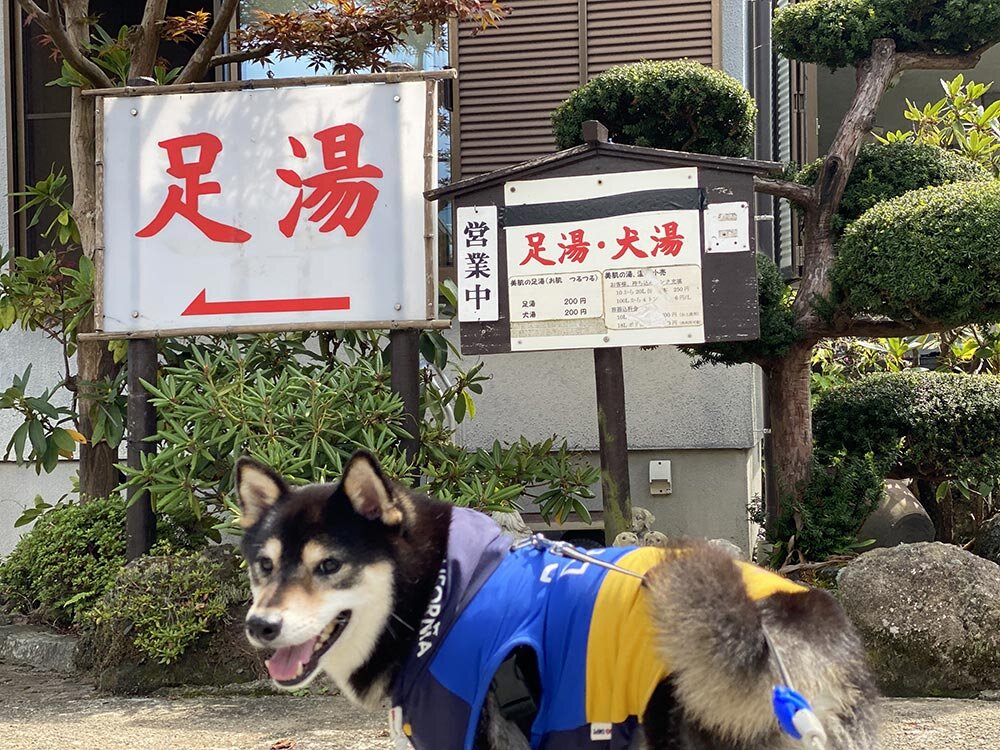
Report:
649,460,673,495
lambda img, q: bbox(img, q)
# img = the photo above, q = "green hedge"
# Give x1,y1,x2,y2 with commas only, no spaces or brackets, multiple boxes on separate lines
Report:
774,0,1000,70
797,142,988,233
814,371,1000,482
551,60,755,157
0,497,126,624
682,253,803,366
834,180,1000,327
88,547,249,665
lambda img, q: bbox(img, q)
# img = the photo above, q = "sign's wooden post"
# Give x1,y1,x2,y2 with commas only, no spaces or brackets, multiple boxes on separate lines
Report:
126,337,157,559
390,328,422,466
593,346,631,543
124,77,157,560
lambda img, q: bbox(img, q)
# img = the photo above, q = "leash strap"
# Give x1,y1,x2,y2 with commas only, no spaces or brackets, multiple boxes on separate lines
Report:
511,533,647,580
511,533,829,750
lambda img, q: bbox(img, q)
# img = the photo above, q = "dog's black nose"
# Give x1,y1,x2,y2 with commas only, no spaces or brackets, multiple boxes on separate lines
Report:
246,614,283,642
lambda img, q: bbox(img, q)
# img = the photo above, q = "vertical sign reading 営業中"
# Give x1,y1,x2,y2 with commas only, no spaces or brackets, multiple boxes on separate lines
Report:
503,168,705,352
456,205,499,322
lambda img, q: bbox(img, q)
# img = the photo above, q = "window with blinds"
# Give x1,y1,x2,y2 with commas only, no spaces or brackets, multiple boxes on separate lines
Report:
452,0,719,179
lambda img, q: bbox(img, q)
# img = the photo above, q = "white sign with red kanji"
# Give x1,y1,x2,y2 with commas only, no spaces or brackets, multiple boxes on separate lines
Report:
503,168,705,351
99,80,434,334
456,205,499,322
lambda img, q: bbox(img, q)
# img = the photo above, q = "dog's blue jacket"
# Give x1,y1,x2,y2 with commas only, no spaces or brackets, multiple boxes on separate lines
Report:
391,509,805,750
391,508,669,750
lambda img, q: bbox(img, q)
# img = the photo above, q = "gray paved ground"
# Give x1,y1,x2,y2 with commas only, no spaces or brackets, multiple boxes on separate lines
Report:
2,662,999,749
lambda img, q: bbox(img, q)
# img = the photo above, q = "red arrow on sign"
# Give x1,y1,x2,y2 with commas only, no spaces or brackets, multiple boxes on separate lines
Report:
181,289,352,317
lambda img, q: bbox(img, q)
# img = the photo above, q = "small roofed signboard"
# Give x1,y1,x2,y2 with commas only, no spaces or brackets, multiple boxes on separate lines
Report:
95,72,447,338
432,138,772,355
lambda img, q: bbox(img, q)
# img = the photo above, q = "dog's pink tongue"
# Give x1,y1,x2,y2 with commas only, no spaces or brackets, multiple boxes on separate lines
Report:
266,637,318,682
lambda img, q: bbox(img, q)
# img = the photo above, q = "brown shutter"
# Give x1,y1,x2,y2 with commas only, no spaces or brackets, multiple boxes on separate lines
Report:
454,0,582,177
454,0,719,178
585,0,715,76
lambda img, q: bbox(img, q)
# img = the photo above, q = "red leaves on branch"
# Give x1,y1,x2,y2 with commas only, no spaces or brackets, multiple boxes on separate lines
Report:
160,10,211,44
217,0,509,73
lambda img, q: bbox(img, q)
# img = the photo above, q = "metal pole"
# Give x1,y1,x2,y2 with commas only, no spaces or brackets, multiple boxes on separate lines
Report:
126,338,157,559
762,372,780,533
594,347,632,544
390,329,422,464
124,77,157,560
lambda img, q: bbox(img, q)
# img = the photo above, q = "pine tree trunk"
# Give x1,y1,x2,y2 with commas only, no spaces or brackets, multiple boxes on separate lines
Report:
764,343,815,521
66,0,121,500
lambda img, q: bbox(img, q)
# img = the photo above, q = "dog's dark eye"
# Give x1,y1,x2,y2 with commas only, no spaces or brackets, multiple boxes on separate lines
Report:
317,558,341,575
258,557,274,575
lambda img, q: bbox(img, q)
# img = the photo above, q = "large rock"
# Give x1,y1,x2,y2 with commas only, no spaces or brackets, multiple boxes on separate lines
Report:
975,513,1000,566
839,542,1000,696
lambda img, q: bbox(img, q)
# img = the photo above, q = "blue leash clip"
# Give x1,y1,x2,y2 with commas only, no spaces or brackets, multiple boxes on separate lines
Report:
773,685,813,738
764,631,828,749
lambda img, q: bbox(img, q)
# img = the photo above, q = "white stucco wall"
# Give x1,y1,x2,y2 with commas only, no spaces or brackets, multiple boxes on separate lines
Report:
448,326,763,551
0,27,79,557
721,0,749,85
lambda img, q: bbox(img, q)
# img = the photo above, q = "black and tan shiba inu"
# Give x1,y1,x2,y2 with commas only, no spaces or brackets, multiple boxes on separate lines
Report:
236,451,878,750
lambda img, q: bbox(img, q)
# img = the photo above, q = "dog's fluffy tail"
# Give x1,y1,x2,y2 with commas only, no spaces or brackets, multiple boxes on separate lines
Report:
643,543,878,749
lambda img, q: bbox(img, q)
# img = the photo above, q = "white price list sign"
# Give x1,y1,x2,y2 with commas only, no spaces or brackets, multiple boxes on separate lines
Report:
503,168,705,351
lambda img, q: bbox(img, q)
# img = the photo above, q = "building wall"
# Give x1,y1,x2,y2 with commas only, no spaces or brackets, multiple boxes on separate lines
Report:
0,24,79,557
816,46,1000,154
451,331,763,550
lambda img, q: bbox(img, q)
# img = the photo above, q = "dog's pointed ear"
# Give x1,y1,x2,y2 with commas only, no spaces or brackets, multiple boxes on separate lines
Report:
341,451,404,526
235,457,288,528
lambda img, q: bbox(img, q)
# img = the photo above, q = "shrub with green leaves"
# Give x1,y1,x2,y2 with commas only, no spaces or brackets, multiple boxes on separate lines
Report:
834,180,1000,327
814,371,1000,484
123,334,599,532
551,60,756,157
88,547,248,665
773,452,887,562
0,496,126,623
879,75,1000,175
774,0,1000,70
796,141,988,233
683,253,803,366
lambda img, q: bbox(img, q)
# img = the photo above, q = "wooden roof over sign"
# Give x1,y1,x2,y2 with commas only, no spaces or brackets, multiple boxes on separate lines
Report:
426,141,783,202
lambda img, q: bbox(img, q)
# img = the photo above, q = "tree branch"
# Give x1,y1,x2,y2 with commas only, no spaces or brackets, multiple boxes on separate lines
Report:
176,0,241,84
128,0,169,80
13,0,114,88
754,176,817,208
791,38,900,328
817,38,898,226
833,316,949,339
208,44,277,70
896,42,995,72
